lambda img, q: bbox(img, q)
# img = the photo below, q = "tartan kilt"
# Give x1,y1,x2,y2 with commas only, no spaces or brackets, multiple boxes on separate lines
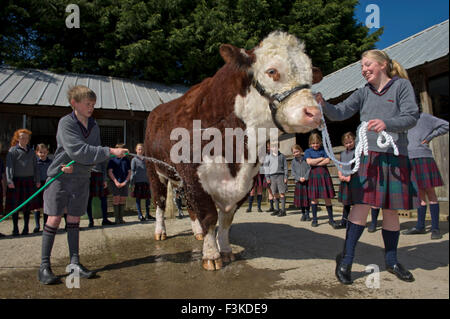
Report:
349,151,418,210
89,171,109,197
252,173,267,189
131,182,151,199
338,180,353,205
294,181,310,207
5,176,40,213
410,157,443,189
308,166,335,199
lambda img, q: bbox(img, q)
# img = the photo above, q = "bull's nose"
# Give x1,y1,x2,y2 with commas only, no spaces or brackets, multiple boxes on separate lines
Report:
302,106,323,128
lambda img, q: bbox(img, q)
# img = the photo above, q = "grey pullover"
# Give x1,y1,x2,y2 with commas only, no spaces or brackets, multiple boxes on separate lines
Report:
291,156,311,181
407,112,449,159
263,151,288,178
131,157,150,184
46,113,110,178
6,145,40,184
322,77,419,156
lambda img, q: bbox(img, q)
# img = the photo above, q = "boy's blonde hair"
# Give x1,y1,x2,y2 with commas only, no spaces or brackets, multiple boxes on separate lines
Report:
115,143,125,148
36,143,49,152
362,50,409,80
341,132,356,145
67,85,96,106
308,132,322,146
291,144,303,153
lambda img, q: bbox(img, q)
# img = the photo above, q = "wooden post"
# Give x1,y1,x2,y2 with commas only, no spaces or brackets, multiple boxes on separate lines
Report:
418,73,433,115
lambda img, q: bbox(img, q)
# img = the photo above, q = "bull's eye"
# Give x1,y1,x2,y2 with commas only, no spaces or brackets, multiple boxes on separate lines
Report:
266,68,280,81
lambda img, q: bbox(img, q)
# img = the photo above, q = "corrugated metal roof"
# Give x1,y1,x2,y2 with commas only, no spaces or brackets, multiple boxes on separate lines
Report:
0,65,188,112
313,19,449,100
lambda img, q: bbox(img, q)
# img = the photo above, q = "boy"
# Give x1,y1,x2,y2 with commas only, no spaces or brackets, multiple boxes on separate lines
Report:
265,142,288,217
39,85,128,285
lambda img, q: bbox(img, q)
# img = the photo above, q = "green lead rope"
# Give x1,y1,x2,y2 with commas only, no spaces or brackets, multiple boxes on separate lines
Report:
0,152,130,223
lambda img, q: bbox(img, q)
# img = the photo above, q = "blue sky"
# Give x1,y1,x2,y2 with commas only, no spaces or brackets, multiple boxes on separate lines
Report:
354,0,449,49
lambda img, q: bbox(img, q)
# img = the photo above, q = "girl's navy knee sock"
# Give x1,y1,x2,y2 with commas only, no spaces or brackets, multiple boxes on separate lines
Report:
429,203,440,230
136,199,142,218
382,229,400,267
342,221,365,265
416,204,427,230
311,204,318,222
370,208,380,227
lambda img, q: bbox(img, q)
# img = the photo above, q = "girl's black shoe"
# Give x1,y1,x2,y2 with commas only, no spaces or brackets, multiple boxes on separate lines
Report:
335,253,353,285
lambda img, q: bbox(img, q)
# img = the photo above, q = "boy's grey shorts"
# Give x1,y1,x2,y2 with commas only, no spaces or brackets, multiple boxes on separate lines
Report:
109,181,129,197
43,175,90,217
270,174,287,194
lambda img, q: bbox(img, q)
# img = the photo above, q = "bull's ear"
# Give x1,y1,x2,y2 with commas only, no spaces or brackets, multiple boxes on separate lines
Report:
312,66,323,84
220,44,254,69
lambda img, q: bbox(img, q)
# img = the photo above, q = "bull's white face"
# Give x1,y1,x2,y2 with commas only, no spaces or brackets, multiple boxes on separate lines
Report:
234,31,322,134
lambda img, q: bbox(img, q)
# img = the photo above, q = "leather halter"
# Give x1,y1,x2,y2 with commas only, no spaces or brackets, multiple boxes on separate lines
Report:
251,80,311,134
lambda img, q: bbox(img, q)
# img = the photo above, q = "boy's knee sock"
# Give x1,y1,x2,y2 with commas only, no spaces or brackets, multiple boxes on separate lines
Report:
86,197,93,223
257,195,262,210
66,222,80,264
429,203,440,230
41,224,58,266
248,196,254,210
12,213,19,231
382,229,400,267
113,205,120,222
326,205,335,222
119,204,125,220
342,221,365,265
370,208,380,226
274,198,280,211
136,199,142,217
415,204,427,230
269,199,274,210
281,197,286,211
100,196,108,220
34,211,41,228
311,204,318,221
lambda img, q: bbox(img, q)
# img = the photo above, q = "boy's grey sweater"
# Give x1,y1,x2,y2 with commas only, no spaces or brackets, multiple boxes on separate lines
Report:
46,113,110,178
291,156,311,181
6,145,40,184
323,77,419,156
131,157,149,184
407,112,449,159
264,152,288,178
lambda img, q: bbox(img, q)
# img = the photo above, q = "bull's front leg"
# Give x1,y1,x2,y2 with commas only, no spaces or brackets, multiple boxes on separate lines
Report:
216,208,237,263
202,224,223,271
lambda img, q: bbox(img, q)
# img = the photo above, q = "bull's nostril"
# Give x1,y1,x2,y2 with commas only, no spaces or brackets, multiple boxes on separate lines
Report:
304,108,314,118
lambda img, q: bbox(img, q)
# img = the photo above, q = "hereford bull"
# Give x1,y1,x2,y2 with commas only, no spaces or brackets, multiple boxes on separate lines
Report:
144,31,323,270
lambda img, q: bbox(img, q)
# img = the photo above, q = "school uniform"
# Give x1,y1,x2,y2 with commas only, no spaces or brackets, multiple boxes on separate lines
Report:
131,156,152,220
404,113,449,237
264,151,288,215
108,157,131,197
40,111,110,284
337,148,355,206
6,144,40,235
304,147,335,200
291,155,310,208
324,76,419,284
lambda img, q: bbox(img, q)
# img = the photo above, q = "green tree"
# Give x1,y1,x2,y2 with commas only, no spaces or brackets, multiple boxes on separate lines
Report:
0,0,382,85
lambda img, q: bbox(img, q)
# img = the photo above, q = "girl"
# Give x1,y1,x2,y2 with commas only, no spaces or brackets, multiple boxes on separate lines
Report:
130,143,154,222
336,132,356,229
304,133,337,228
291,144,311,221
246,171,264,213
32,144,52,233
316,49,419,284
5,129,40,236
108,143,131,224
403,111,448,240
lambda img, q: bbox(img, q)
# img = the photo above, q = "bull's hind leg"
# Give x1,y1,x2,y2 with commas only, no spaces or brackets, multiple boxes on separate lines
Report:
217,208,237,263
149,169,168,241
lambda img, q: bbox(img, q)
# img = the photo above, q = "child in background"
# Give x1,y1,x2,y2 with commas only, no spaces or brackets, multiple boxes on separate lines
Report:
108,143,131,224
265,142,288,217
263,141,276,212
246,173,264,213
174,187,185,219
403,111,449,239
86,159,114,227
6,129,41,236
32,144,52,233
291,144,311,221
130,143,154,222
0,144,5,237
336,132,356,229
304,132,337,228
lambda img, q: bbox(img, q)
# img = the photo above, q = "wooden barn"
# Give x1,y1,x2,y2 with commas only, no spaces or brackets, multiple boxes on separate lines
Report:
0,66,187,159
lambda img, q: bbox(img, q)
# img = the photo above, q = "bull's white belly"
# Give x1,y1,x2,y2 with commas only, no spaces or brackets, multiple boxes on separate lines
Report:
197,156,259,213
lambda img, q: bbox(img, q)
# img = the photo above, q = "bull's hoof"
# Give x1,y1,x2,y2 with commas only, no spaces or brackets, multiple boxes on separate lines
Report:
154,232,167,241
202,258,223,271
194,233,204,241
220,252,236,263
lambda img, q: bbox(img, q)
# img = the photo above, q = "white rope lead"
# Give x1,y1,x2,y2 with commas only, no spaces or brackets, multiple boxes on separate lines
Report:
317,103,399,176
